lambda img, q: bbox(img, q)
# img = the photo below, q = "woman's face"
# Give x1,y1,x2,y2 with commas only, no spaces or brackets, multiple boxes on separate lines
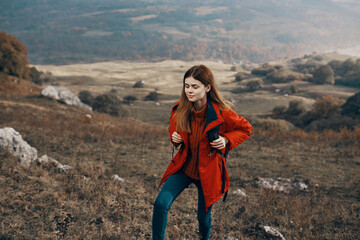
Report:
184,77,211,103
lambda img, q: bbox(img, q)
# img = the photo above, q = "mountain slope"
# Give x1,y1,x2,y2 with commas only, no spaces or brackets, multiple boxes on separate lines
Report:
1,0,359,64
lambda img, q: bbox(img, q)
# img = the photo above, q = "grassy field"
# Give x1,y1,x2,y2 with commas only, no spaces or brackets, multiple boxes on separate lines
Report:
0,71,359,239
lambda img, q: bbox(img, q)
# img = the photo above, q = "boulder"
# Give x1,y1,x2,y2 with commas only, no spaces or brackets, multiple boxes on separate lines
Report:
41,86,92,110
36,154,72,173
258,177,308,193
0,127,37,166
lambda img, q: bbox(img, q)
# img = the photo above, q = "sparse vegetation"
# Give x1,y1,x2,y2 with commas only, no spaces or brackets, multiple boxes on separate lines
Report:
266,68,305,83
0,90,359,239
234,72,250,82
330,58,360,88
123,95,137,104
312,65,335,85
341,92,360,117
1,50,360,239
144,91,159,101
251,63,277,76
272,105,287,115
78,90,94,106
0,31,30,80
294,59,321,74
29,66,42,85
246,78,263,91
39,71,56,84
286,100,306,116
133,80,145,88
251,117,295,132
92,93,126,116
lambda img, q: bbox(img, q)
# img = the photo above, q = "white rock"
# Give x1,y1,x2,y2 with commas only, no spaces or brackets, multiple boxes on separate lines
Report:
55,163,72,173
112,174,125,182
36,155,71,173
258,177,308,193
41,86,92,110
263,226,286,240
36,154,59,165
0,127,37,166
232,188,247,197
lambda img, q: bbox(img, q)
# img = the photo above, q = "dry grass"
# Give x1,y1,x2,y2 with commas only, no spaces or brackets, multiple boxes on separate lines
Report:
0,84,359,239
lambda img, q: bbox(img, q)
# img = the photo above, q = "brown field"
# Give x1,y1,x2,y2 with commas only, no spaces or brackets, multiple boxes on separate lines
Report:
1,60,360,239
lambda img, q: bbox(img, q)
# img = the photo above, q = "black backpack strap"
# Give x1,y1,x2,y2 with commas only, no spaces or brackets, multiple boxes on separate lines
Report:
207,107,229,202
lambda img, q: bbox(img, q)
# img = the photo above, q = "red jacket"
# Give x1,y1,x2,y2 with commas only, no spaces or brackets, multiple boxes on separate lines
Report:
159,100,253,210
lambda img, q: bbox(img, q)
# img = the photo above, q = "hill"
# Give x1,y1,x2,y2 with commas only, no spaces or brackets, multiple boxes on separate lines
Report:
1,57,359,238
1,0,360,64
34,53,360,126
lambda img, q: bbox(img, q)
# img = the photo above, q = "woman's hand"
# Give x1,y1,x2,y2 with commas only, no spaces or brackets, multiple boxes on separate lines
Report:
210,136,229,150
172,132,183,144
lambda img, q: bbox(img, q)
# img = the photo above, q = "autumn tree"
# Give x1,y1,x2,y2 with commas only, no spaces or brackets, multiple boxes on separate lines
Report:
311,96,345,119
0,31,30,80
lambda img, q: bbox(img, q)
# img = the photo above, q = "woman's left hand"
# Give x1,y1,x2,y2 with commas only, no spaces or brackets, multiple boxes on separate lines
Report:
210,136,229,150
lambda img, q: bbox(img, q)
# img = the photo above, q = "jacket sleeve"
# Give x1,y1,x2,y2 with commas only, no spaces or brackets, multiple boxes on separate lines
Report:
168,109,179,146
221,109,253,151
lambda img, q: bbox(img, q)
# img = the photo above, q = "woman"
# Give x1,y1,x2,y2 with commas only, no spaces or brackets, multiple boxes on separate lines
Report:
152,65,252,239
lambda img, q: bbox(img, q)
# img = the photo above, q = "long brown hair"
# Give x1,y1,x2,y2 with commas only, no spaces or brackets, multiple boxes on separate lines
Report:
174,65,234,133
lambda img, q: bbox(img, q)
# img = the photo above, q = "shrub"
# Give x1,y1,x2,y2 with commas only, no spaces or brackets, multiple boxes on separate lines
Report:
251,63,277,76
144,91,159,101
289,84,298,94
39,71,55,83
230,65,239,71
108,88,118,95
123,95,137,104
78,90,94,106
341,92,360,117
266,68,304,83
272,105,287,115
92,93,125,116
311,96,345,119
133,80,144,88
252,118,295,132
286,100,306,116
305,115,358,132
312,65,334,84
29,67,42,85
336,59,360,87
295,59,321,74
234,72,250,82
246,78,263,91
296,96,347,129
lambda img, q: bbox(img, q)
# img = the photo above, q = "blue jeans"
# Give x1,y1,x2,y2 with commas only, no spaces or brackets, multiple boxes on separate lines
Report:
152,171,213,240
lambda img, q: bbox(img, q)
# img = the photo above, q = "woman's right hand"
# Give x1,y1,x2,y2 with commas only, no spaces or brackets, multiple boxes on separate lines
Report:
172,132,183,144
